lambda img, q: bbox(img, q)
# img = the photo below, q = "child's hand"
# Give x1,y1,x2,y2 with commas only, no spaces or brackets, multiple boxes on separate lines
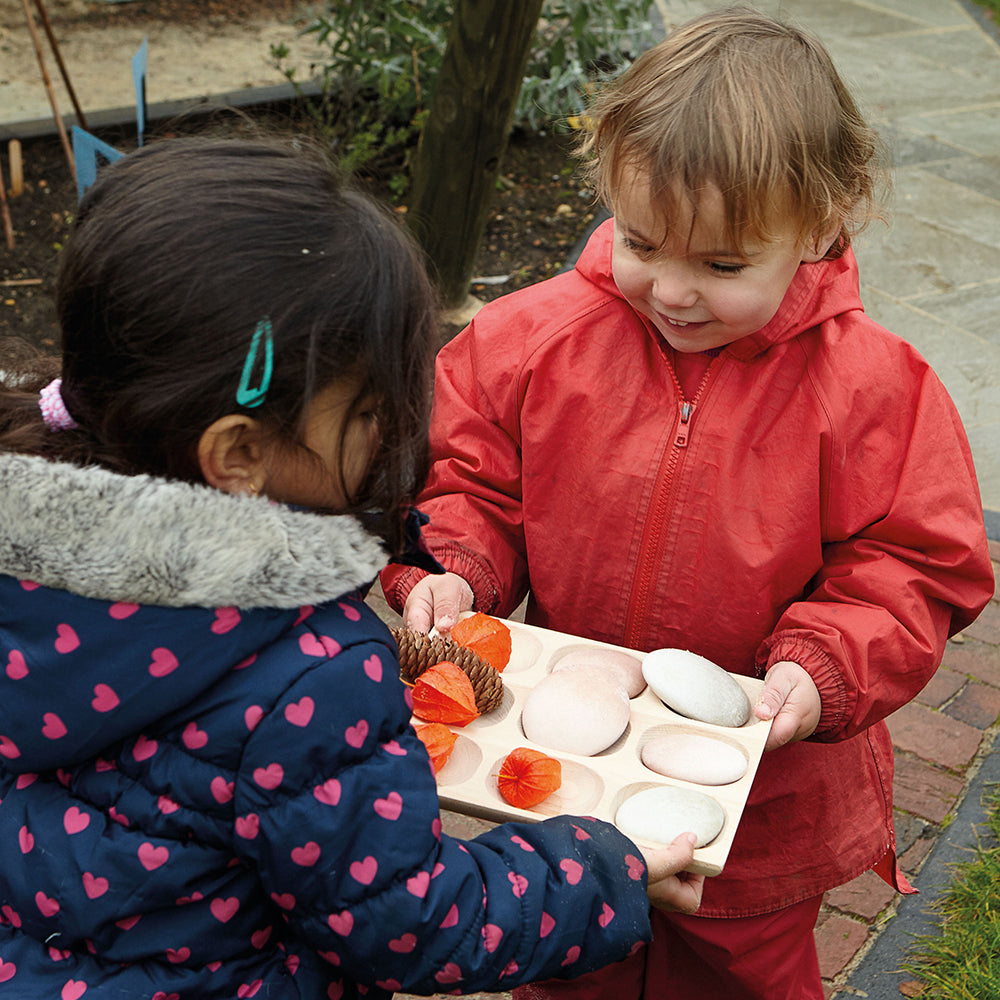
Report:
753,660,821,751
402,572,474,634
639,833,705,913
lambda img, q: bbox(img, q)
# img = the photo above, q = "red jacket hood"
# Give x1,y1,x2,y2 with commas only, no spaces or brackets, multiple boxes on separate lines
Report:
575,217,864,360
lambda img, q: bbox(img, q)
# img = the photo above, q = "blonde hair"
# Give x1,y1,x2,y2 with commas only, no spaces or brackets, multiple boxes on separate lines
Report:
581,6,889,257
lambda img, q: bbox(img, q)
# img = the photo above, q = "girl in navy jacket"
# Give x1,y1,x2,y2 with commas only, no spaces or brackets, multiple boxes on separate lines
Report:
0,137,701,999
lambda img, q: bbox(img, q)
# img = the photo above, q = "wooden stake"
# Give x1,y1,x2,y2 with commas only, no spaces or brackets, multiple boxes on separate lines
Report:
32,0,88,130
20,0,75,181
0,159,14,251
8,140,23,198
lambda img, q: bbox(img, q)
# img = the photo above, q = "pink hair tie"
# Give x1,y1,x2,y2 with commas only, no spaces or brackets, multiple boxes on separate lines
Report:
38,378,79,431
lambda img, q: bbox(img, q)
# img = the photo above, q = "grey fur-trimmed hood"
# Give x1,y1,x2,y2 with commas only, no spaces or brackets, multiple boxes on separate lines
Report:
0,452,389,608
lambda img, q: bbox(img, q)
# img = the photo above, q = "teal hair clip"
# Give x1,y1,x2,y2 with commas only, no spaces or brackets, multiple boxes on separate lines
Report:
236,317,274,408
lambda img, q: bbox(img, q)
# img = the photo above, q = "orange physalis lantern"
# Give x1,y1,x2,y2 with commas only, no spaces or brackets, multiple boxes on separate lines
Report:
411,661,480,726
450,613,512,672
497,747,562,808
415,723,459,774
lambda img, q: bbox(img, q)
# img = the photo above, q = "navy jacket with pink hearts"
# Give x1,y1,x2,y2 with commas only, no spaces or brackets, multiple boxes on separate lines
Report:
0,453,652,999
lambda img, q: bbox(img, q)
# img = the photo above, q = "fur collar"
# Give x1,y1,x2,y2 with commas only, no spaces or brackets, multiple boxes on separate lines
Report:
0,452,388,608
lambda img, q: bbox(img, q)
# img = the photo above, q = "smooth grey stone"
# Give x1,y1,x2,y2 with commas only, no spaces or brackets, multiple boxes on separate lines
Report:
615,784,725,848
521,667,630,756
642,649,751,727
641,733,748,785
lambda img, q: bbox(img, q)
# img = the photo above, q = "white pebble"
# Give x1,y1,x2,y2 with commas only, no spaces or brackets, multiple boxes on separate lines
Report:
641,733,748,785
521,667,630,756
642,649,751,727
615,785,725,848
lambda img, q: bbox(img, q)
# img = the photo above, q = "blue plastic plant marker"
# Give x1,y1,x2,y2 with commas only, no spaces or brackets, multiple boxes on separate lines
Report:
132,37,148,146
72,127,126,202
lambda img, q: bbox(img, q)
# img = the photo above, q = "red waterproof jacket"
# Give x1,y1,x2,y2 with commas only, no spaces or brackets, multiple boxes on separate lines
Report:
382,219,994,917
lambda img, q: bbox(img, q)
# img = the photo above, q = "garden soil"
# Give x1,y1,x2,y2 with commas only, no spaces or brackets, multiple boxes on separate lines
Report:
1,0,598,354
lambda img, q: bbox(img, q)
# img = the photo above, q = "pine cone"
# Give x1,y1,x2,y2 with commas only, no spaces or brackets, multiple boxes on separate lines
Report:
392,627,504,714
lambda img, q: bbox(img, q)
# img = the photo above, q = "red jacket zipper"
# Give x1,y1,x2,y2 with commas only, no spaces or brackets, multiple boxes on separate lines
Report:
624,359,718,649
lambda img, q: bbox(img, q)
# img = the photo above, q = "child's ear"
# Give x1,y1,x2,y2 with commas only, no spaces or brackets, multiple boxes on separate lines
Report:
197,414,267,496
801,219,844,263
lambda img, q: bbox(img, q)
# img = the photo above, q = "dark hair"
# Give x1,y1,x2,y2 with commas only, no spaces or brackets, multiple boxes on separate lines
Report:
0,136,437,555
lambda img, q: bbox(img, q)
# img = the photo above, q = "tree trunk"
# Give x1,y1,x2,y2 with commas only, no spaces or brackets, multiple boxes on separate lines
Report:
406,0,545,309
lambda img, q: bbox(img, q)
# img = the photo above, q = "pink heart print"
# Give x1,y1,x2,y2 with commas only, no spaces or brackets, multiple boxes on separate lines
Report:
114,915,140,931
284,697,314,727
211,607,241,635
82,873,109,900
440,904,460,929
290,842,321,867
133,735,158,761
345,720,368,748
434,963,463,985
482,923,503,952
109,602,139,620
382,739,406,756
148,648,178,678
363,655,382,682
510,835,535,852
91,683,119,712
337,601,362,622
182,723,208,749
61,980,87,1000
157,795,179,815
138,842,169,871
349,856,378,885
49,946,71,960
152,993,180,1000
63,806,90,834
406,871,430,898
35,891,59,917
327,910,354,936
54,624,79,654
598,903,615,928
373,791,402,821
0,959,15,983
165,947,190,964
298,633,341,658
235,814,259,840
253,764,284,790
244,705,264,731
42,713,67,740
210,897,240,923
388,933,417,953
210,777,234,803
539,912,555,938
237,980,262,998
625,853,645,880
1,905,21,927
270,892,296,911
313,778,341,806
18,826,33,854
0,736,20,759
508,872,529,898
559,858,583,885
5,651,28,680
251,927,271,949
562,946,581,966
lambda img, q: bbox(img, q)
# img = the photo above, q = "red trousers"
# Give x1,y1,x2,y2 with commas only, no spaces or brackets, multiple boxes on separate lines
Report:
513,895,825,1000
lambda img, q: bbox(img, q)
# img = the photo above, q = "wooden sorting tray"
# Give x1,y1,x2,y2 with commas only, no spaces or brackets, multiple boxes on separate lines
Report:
419,620,772,877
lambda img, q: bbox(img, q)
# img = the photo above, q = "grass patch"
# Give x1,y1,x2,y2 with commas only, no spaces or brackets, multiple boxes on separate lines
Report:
971,0,1000,23
902,784,1000,998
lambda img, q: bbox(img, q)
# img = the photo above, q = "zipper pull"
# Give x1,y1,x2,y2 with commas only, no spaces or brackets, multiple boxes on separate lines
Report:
675,400,695,447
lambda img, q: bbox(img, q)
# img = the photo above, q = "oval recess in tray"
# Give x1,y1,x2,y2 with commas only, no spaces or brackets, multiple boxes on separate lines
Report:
488,754,605,818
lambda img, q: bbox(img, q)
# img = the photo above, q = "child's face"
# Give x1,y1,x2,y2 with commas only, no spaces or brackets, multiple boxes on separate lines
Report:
265,379,380,510
611,172,817,353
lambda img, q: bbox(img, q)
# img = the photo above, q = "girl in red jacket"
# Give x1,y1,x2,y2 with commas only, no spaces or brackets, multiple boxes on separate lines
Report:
381,8,995,1000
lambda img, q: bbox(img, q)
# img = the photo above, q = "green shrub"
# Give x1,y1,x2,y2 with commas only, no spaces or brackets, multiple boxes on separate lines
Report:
272,0,656,190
